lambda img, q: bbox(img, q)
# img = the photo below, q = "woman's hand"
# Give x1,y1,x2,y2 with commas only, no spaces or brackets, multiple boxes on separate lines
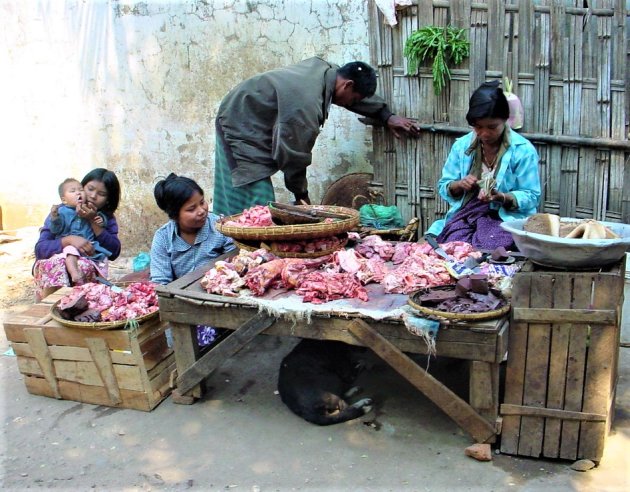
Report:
50,204,60,219
491,189,512,207
450,174,478,196
76,201,98,221
386,115,421,139
62,236,95,257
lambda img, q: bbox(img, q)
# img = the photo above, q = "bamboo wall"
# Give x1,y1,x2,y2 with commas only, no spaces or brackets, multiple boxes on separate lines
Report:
367,0,630,233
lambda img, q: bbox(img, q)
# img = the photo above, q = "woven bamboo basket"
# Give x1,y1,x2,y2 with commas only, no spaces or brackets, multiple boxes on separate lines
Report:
268,202,356,225
408,286,510,321
49,281,160,330
217,205,360,241
234,233,348,258
50,301,159,330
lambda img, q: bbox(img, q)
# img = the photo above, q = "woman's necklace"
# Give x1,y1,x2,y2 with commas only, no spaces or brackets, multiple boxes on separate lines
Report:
481,144,499,170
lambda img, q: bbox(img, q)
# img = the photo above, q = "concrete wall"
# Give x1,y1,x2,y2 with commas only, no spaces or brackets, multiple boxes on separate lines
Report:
0,0,375,254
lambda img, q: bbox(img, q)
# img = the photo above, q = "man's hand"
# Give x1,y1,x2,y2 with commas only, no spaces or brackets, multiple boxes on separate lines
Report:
386,115,421,139
294,195,311,205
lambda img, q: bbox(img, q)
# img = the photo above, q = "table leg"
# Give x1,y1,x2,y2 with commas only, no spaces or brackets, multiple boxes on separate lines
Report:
469,360,500,442
171,322,201,404
349,319,496,444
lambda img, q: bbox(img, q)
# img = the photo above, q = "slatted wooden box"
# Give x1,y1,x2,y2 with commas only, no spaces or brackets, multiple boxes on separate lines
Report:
2,289,175,411
500,260,625,462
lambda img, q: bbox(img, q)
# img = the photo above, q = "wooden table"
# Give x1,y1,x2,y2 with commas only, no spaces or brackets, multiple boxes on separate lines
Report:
156,256,509,444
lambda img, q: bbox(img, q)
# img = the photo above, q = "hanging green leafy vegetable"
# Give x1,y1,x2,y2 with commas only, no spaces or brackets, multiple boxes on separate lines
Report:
404,25,470,95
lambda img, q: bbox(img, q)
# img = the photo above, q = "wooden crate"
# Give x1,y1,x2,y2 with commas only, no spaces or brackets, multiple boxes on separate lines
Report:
500,260,625,462
2,289,175,411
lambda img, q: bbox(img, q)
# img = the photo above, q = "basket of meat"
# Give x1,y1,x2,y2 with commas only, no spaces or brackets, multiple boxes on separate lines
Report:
234,233,348,258
217,205,360,241
408,276,510,322
50,281,159,330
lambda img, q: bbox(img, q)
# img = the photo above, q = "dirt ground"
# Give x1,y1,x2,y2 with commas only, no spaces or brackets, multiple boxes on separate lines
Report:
1,228,629,491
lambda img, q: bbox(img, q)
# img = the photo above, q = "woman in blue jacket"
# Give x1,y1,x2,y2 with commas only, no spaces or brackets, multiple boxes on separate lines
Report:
426,81,541,249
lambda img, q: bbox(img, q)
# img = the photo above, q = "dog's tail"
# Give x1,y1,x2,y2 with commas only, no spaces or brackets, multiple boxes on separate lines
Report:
306,397,373,426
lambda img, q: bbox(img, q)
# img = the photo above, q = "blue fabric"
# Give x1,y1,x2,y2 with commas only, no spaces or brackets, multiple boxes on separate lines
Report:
196,325,218,347
35,212,121,261
149,214,235,285
426,128,540,237
49,205,111,260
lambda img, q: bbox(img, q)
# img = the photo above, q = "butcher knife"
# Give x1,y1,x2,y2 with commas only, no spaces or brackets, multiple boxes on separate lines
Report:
424,235,479,278
95,275,124,294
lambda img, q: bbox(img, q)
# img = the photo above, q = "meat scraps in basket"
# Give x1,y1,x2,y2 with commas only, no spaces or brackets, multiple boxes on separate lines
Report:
57,282,159,322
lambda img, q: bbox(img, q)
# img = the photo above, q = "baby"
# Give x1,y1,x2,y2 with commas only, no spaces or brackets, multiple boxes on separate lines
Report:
50,178,112,285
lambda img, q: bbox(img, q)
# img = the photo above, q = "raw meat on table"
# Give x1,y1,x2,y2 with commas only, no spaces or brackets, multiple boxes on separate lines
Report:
295,271,368,304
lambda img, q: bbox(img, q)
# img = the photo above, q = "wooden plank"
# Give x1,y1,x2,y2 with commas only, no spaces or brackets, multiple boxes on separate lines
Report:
23,376,155,412
500,404,606,422
85,338,122,405
543,273,572,458
518,273,553,458
11,342,136,365
560,273,593,460
469,361,500,428
140,335,171,372
348,319,496,444
174,312,276,399
500,272,532,455
512,307,617,324
23,327,61,399
159,304,504,362
3,323,134,351
171,322,201,403
579,273,622,461
17,357,144,392
148,354,176,389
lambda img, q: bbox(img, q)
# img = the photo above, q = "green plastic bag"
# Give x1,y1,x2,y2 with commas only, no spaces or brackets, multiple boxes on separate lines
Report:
359,204,404,230
132,252,150,272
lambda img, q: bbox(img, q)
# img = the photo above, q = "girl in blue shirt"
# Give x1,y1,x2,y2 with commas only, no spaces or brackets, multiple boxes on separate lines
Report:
426,81,541,249
150,173,235,345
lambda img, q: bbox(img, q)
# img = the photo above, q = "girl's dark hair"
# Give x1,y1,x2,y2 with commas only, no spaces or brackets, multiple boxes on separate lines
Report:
337,61,377,98
81,168,120,214
466,80,510,125
154,173,204,220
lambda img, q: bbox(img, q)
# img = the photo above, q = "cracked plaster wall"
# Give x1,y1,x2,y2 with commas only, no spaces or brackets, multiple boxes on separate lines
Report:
0,0,381,254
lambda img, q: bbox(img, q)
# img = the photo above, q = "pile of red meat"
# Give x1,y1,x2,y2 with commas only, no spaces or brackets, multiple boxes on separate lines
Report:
200,237,478,304
57,282,159,323
222,205,273,227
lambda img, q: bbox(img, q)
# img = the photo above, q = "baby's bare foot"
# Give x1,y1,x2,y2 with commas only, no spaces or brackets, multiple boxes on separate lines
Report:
71,275,86,286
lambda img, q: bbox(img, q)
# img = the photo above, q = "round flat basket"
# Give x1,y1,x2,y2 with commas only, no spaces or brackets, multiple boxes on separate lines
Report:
234,234,348,258
217,205,360,241
408,286,511,322
268,202,322,225
50,300,159,330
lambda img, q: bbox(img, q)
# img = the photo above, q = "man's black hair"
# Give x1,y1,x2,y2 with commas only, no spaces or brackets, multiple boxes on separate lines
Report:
337,61,377,98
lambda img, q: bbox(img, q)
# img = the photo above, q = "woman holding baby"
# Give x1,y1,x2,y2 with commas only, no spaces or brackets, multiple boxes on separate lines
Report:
33,168,122,301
